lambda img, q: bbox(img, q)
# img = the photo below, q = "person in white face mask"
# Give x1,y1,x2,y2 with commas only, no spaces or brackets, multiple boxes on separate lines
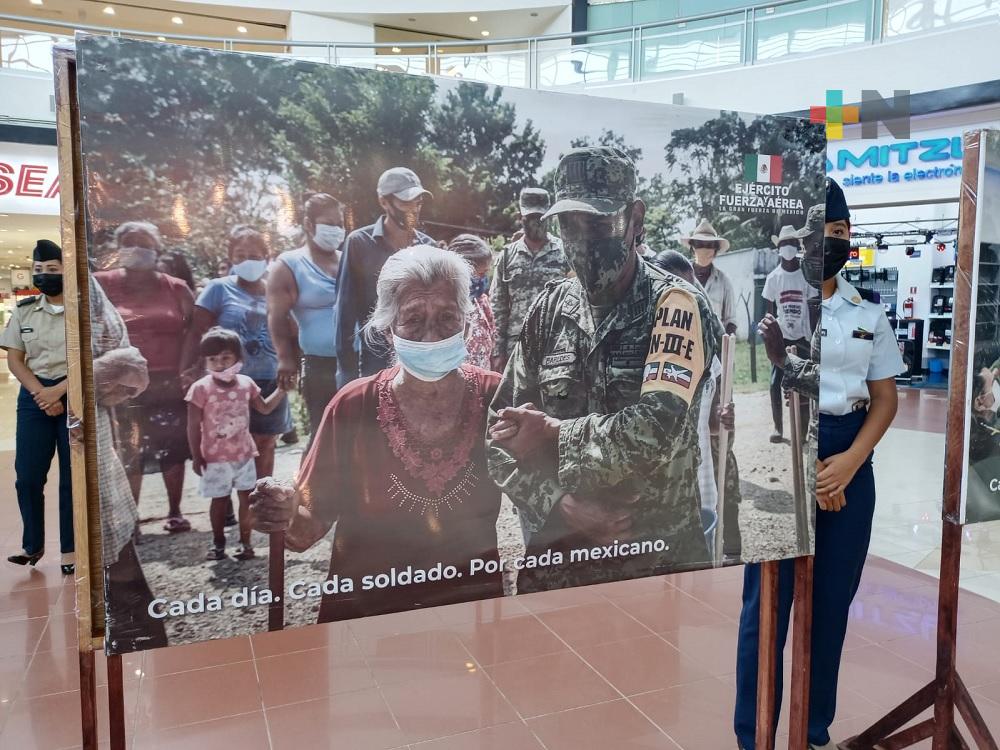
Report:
249,245,504,623
94,221,196,535
761,223,820,443
183,224,293,490
268,193,345,440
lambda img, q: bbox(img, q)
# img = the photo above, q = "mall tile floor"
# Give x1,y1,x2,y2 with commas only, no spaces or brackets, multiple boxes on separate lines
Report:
1,387,999,749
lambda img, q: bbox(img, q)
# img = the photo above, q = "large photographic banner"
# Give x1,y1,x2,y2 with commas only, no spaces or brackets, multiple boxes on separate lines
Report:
73,36,825,653
962,129,1000,524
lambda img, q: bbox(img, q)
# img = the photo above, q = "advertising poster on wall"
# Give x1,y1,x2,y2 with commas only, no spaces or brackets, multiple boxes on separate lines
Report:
963,129,1000,524
72,36,825,653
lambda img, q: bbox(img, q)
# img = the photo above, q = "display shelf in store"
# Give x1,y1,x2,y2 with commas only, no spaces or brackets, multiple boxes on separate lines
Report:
927,344,952,351
930,283,955,289
929,314,953,319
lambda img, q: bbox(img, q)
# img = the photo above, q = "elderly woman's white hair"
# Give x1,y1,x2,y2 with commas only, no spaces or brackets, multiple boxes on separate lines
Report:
363,244,474,347
114,220,163,250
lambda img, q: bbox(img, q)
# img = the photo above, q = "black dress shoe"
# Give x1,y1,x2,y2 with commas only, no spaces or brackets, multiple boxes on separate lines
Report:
8,551,43,566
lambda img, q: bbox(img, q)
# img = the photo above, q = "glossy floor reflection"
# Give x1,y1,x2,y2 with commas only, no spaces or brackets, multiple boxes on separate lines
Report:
1,386,999,749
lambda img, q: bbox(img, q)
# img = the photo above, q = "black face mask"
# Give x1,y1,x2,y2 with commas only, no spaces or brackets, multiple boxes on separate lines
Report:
823,237,852,280
33,273,63,297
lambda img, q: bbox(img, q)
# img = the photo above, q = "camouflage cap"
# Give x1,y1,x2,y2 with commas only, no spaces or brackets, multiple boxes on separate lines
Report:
542,147,637,220
796,202,826,239
519,187,550,216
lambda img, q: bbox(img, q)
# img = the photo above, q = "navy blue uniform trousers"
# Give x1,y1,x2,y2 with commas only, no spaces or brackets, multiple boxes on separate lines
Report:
15,379,73,556
734,409,875,749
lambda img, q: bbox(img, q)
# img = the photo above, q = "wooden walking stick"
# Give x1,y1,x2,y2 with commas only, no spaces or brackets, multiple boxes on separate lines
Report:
268,530,286,631
789,390,810,552
715,333,735,565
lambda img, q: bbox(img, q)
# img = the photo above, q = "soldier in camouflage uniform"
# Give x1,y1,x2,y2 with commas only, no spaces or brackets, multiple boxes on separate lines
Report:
490,187,570,372
486,147,723,593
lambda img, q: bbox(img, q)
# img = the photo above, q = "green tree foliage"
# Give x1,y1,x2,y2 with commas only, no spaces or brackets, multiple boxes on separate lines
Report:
663,111,826,253
429,83,545,238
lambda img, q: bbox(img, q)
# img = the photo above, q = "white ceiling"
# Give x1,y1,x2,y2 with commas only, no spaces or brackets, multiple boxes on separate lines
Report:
0,213,60,269
0,0,567,45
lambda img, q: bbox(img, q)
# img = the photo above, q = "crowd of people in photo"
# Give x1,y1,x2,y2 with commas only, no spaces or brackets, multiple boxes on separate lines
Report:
4,156,765,584
2,144,909,748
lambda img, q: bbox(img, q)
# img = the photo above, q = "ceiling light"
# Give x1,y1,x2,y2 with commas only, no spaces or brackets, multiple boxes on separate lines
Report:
6,251,11,254
391,46,401,53
171,16,183,25
103,5,115,15
469,15,478,22
157,36,166,41
237,25,247,33
29,0,43,5
481,30,490,37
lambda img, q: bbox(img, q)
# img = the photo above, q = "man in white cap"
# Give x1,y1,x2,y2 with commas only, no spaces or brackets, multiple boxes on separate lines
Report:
761,223,818,442
680,218,737,335
335,167,435,387
490,187,569,373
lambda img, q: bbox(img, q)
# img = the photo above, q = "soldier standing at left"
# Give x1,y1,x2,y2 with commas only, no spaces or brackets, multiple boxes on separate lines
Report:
3,240,74,575
486,147,722,593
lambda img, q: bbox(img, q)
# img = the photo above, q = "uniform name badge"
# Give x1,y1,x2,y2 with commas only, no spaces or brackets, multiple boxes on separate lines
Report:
640,288,705,405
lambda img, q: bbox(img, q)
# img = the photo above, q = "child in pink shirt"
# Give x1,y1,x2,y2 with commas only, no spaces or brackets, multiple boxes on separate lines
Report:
186,327,287,560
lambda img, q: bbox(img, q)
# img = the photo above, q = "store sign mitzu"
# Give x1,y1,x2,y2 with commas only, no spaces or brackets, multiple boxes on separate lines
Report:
0,142,60,216
824,123,999,203
717,153,805,214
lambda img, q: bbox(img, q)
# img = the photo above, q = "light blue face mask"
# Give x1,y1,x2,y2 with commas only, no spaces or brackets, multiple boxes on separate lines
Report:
232,258,268,283
392,330,468,382
312,224,346,252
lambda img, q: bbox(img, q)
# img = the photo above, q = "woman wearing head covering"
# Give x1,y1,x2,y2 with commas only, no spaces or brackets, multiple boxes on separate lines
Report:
2,240,74,573
446,233,496,371
250,245,503,622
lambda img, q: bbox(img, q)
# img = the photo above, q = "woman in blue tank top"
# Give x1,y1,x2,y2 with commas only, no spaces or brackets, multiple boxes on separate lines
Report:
268,193,344,439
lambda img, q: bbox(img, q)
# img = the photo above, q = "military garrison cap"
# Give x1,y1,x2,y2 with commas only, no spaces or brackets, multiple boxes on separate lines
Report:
518,187,551,216
542,147,637,220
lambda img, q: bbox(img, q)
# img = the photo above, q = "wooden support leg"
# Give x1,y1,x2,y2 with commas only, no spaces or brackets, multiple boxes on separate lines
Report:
79,649,98,750
789,556,813,750
107,654,126,750
268,530,285,632
933,521,962,750
955,675,999,750
756,561,780,750
841,682,936,750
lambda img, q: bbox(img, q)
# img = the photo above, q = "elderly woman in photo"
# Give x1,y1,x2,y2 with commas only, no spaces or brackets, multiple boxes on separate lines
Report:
251,245,503,622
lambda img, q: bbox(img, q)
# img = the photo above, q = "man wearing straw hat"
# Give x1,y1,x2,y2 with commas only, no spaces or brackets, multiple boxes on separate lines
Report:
680,218,737,335
762,223,818,443
486,147,721,591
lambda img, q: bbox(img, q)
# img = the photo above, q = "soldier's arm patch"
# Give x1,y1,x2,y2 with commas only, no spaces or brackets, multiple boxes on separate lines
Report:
640,288,705,405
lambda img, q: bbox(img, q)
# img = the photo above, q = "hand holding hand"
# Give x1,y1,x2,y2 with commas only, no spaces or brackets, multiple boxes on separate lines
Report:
277,357,299,392
488,403,559,463
816,451,862,497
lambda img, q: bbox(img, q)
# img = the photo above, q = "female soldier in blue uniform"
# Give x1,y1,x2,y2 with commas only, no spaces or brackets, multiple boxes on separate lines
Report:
734,179,905,750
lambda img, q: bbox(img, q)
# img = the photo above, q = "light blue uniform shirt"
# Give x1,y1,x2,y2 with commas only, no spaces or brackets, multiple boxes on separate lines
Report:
276,247,338,357
819,275,905,416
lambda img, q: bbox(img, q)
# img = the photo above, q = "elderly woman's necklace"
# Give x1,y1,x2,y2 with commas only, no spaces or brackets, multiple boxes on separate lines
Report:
379,369,481,508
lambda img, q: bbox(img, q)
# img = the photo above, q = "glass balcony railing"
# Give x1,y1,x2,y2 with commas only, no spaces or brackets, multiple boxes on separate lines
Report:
0,0,997,91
